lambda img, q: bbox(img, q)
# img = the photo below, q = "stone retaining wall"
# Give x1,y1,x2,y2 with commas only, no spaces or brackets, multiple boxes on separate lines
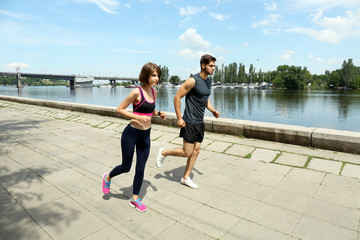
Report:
1,95,359,154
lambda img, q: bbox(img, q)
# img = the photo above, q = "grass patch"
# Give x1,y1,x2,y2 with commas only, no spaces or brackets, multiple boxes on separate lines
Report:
271,152,282,163
339,162,346,175
222,143,233,154
244,153,252,159
303,156,312,168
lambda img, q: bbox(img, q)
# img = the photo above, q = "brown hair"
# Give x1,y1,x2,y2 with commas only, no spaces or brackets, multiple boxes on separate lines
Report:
200,54,216,67
138,62,162,84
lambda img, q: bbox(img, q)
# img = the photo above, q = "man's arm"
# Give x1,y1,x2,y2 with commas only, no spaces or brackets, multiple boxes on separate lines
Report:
174,77,195,127
206,99,220,118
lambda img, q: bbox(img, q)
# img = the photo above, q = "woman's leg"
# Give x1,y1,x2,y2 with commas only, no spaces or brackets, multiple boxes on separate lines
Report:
108,125,136,179
132,130,151,198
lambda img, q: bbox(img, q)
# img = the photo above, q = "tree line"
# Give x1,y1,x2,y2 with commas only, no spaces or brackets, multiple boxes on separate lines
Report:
161,59,360,89
212,59,360,89
0,76,68,86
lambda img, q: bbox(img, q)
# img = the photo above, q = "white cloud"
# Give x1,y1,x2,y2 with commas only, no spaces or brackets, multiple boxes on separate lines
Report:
5,62,30,71
309,53,322,62
73,0,119,14
179,28,211,49
252,14,281,28
177,48,205,59
0,21,84,46
265,2,277,11
286,10,360,44
0,9,38,20
209,12,228,21
285,0,360,12
213,46,228,53
179,6,206,16
280,50,295,60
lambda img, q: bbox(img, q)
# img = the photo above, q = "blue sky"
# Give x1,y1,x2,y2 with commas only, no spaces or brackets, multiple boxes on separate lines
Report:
1,0,360,80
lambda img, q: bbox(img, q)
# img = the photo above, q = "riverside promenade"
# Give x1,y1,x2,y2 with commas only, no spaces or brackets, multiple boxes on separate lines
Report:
1,98,360,240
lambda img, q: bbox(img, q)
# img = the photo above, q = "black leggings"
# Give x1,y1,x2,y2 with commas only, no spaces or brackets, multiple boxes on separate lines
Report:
109,124,151,195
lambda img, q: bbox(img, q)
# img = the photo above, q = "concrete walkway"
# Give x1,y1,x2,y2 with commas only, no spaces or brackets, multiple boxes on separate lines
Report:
1,99,360,240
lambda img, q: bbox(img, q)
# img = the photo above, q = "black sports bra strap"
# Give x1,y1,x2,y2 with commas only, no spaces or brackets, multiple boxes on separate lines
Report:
138,87,145,103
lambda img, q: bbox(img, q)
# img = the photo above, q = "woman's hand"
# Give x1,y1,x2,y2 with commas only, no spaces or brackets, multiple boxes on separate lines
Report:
159,111,166,120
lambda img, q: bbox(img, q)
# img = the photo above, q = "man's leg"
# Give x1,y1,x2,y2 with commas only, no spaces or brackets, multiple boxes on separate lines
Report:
183,141,201,179
162,140,194,158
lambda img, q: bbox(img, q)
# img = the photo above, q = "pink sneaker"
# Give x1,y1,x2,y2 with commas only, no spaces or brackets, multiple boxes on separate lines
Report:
102,172,111,194
130,198,147,212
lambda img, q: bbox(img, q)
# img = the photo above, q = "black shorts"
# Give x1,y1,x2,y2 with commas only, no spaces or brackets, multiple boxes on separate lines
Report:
179,122,205,143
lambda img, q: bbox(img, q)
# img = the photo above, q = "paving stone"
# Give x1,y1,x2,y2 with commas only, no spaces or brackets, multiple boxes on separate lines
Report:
315,185,360,209
244,202,302,234
322,174,360,194
204,141,232,153
245,170,285,188
305,199,360,231
154,222,213,240
27,196,84,227
155,132,179,143
150,193,203,222
176,183,223,204
0,190,24,219
14,185,66,209
42,210,107,240
250,148,280,162
113,210,176,240
263,188,312,213
225,144,255,157
307,158,342,174
276,176,320,198
0,211,52,240
207,191,259,217
181,205,241,239
229,157,264,170
294,216,358,240
96,121,112,128
286,167,326,184
275,152,308,167
228,179,273,201
221,219,291,240
342,163,360,179
82,226,132,240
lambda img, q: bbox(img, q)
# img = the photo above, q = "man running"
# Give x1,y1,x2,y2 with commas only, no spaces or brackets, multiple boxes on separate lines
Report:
156,54,220,188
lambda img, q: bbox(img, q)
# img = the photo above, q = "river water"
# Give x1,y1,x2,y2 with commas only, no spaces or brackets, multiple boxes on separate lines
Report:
1,86,359,132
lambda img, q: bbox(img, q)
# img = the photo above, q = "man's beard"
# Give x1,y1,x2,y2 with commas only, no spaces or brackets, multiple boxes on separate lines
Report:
204,68,213,75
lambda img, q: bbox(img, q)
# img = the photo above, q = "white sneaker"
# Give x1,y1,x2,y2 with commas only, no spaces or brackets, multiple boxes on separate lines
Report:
156,148,165,168
180,177,198,189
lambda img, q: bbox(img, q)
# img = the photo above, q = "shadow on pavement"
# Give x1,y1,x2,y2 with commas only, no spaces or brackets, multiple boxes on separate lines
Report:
0,166,78,238
102,180,157,201
154,166,203,183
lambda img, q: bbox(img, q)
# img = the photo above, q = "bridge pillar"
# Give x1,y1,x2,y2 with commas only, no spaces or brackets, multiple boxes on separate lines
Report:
70,79,75,90
16,74,22,88
110,80,117,87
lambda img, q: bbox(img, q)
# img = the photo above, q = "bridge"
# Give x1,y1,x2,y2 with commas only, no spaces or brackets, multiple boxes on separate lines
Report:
0,72,138,90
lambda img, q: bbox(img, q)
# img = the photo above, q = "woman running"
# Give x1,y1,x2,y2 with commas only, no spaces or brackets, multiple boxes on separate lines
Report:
102,62,166,212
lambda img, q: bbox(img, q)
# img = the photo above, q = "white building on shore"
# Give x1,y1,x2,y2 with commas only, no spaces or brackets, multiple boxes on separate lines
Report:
75,76,93,88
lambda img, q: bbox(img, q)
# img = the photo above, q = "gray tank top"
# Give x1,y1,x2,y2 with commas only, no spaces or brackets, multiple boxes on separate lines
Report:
183,73,211,124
